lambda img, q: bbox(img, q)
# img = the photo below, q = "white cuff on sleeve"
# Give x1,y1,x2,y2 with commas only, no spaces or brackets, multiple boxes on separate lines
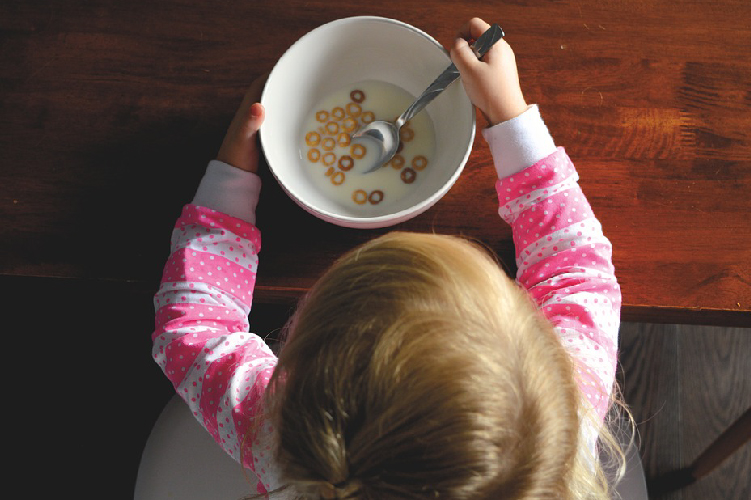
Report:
191,160,262,225
481,104,557,179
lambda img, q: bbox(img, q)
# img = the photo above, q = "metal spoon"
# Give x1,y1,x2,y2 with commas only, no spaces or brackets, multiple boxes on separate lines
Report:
352,24,505,174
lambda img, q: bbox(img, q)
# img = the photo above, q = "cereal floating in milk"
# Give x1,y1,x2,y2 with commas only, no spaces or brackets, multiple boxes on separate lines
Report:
301,80,436,212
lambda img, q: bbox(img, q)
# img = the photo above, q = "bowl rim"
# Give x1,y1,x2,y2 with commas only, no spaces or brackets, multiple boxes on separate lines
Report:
260,15,476,228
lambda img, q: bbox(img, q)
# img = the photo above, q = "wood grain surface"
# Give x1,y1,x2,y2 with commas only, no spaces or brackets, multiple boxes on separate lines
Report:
2,0,750,325
619,323,751,499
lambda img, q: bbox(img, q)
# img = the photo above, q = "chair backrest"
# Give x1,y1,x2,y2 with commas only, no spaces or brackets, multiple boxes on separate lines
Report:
135,395,258,500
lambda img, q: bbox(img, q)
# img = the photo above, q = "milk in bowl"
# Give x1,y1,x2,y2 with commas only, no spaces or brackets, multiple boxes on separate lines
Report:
299,80,436,215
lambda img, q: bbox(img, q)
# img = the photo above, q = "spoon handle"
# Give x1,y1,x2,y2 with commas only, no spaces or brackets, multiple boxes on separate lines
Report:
397,24,505,127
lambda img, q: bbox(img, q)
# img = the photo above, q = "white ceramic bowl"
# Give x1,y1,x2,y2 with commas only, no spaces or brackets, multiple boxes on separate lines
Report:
260,16,476,229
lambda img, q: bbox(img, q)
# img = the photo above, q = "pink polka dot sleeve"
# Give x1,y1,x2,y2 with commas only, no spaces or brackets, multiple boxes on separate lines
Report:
496,148,621,423
151,204,281,495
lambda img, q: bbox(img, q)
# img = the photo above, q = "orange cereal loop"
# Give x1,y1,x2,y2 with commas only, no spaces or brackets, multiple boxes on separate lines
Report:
322,137,336,151
389,154,405,169
325,166,335,177
338,155,354,171
337,132,351,147
361,111,375,124
350,143,366,159
412,155,428,171
305,131,321,147
316,110,329,122
307,148,321,163
331,171,345,185
400,127,414,142
352,189,368,205
331,107,345,121
368,190,384,204
325,121,340,135
342,117,357,133
350,89,365,103
322,152,337,166
401,167,417,184
345,102,362,117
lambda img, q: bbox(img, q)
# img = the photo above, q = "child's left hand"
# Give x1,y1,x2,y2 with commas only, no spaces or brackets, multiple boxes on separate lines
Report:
217,74,268,173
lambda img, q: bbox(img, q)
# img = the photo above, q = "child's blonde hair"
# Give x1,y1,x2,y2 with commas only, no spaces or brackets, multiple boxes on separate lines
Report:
262,232,627,499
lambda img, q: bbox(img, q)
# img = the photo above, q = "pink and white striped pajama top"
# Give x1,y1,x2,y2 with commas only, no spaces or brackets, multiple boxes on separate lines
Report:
152,105,621,494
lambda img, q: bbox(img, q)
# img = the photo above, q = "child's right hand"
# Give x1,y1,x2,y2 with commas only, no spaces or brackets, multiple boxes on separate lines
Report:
450,17,528,126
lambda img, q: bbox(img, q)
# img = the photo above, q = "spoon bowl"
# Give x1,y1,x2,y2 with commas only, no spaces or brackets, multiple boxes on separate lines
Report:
351,120,400,169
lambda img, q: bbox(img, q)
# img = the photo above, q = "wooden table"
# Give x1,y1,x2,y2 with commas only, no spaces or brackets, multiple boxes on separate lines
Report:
2,0,750,327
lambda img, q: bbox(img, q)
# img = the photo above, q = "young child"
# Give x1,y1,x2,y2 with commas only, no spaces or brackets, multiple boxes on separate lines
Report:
152,18,627,500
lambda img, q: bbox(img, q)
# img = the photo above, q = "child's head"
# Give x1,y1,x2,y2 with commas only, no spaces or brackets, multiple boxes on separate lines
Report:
264,232,614,499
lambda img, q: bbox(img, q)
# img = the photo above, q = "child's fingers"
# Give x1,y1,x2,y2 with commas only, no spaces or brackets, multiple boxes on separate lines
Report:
244,73,268,105
237,73,269,118
484,38,513,66
232,104,264,158
215,76,267,173
457,17,492,42
246,103,265,135
468,17,492,39
250,102,264,120
450,37,482,74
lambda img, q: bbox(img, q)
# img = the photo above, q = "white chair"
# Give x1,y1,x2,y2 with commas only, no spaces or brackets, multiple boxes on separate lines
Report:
601,412,648,500
137,396,648,500
135,395,259,500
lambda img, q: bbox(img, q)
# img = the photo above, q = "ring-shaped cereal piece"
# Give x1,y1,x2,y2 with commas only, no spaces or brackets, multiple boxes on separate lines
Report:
321,137,336,151
325,166,335,177
307,148,321,163
400,167,417,184
399,127,415,142
368,190,384,205
350,143,366,159
331,107,345,121
412,155,428,171
316,110,329,122
325,121,340,135
389,154,405,169
342,117,357,133
352,189,368,205
331,172,345,185
338,155,354,171
345,102,362,117
350,89,365,103
305,131,321,147
337,132,351,147
322,152,337,166
361,111,375,124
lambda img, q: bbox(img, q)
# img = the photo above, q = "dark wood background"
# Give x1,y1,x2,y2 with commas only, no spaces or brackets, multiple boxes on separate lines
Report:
1,1,750,498
619,323,751,500
2,0,750,325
